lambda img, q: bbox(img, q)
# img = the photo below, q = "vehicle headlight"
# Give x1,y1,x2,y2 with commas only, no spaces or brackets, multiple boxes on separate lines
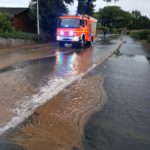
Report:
60,30,64,36
69,30,74,36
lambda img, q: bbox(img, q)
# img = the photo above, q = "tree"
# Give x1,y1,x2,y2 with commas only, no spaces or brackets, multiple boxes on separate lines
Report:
131,10,142,19
77,0,86,14
77,0,118,16
77,0,96,16
94,6,131,30
29,0,73,37
128,10,150,29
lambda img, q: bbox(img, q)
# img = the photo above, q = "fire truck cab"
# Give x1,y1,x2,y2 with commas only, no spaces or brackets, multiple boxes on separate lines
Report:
56,15,97,47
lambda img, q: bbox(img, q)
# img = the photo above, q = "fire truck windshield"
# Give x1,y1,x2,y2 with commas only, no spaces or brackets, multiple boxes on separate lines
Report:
58,18,80,28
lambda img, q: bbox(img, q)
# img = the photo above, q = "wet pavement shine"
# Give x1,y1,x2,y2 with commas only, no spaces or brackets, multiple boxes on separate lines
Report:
83,36,150,150
0,36,121,150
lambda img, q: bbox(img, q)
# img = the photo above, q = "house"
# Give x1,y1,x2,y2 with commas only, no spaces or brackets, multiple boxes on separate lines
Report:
0,7,36,33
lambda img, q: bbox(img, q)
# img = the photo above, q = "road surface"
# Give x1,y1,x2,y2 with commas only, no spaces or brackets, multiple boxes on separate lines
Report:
83,35,150,150
1,35,149,150
0,35,121,150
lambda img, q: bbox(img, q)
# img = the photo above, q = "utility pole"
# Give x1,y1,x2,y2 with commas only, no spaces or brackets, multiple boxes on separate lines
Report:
37,0,40,35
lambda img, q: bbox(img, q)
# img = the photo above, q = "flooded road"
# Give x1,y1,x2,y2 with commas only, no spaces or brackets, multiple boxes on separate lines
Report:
0,36,121,149
83,36,150,150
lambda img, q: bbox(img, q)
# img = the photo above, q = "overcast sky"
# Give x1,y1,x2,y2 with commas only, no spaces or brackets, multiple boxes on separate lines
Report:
0,0,150,18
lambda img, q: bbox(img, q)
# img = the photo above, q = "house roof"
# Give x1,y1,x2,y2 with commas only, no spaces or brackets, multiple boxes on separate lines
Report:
0,7,28,16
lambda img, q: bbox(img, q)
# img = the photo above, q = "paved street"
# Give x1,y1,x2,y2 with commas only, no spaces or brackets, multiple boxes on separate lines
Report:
83,35,150,150
0,0,150,149
0,35,149,150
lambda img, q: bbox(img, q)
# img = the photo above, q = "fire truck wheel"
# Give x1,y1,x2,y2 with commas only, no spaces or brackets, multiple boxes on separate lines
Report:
79,37,85,48
59,42,65,47
87,36,93,46
87,41,91,46
72,43,77,48
91,36,94,44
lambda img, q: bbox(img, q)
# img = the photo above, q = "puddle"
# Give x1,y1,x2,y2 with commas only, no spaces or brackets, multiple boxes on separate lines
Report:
122,55,150,64
132,55,150,63
115,50,150,64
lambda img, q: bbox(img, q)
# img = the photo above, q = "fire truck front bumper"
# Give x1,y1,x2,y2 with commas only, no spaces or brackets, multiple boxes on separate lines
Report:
57,36,80,42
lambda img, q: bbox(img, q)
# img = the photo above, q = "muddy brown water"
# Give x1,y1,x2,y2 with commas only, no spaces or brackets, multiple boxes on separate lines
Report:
1,73,105,150
0,37,120,149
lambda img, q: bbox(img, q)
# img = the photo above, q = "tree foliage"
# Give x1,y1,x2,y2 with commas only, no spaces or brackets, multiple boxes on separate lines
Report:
94,6,132,30
128,10,150,29
0,12,14,33
77,0,118,16
29,0,73,36
94,5,150,31
77,0,96,16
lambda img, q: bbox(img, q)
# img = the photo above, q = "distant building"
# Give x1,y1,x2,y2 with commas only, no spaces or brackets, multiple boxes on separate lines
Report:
0,7,36,33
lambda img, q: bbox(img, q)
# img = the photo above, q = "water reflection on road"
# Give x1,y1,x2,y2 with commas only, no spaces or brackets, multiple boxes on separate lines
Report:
0,46,93,134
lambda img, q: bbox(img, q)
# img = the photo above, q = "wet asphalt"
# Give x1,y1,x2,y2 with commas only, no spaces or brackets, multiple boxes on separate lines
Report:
83,35,150,150
0,35,149,150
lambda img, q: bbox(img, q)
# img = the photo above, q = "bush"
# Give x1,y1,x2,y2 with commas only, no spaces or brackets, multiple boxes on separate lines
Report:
127,30,130,35
130,29,150,40
0,12,45,43
0,12,14,33
148,35,150,43
97,24,109,34
0,32,45,43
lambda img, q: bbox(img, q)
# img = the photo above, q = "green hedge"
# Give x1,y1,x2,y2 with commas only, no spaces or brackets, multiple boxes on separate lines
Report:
130,29,150,40
97,24,109,32
0,32,44,43
147,35,150,43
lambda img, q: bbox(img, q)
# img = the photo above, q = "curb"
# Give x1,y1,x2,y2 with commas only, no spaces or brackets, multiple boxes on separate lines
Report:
89,40,122,73
104,41,122,62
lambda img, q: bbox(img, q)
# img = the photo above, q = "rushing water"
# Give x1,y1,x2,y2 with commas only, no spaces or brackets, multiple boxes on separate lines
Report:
0,36,120,150
83,36,150,150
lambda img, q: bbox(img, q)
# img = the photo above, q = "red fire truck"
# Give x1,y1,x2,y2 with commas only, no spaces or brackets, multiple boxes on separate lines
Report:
56,14,97,47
